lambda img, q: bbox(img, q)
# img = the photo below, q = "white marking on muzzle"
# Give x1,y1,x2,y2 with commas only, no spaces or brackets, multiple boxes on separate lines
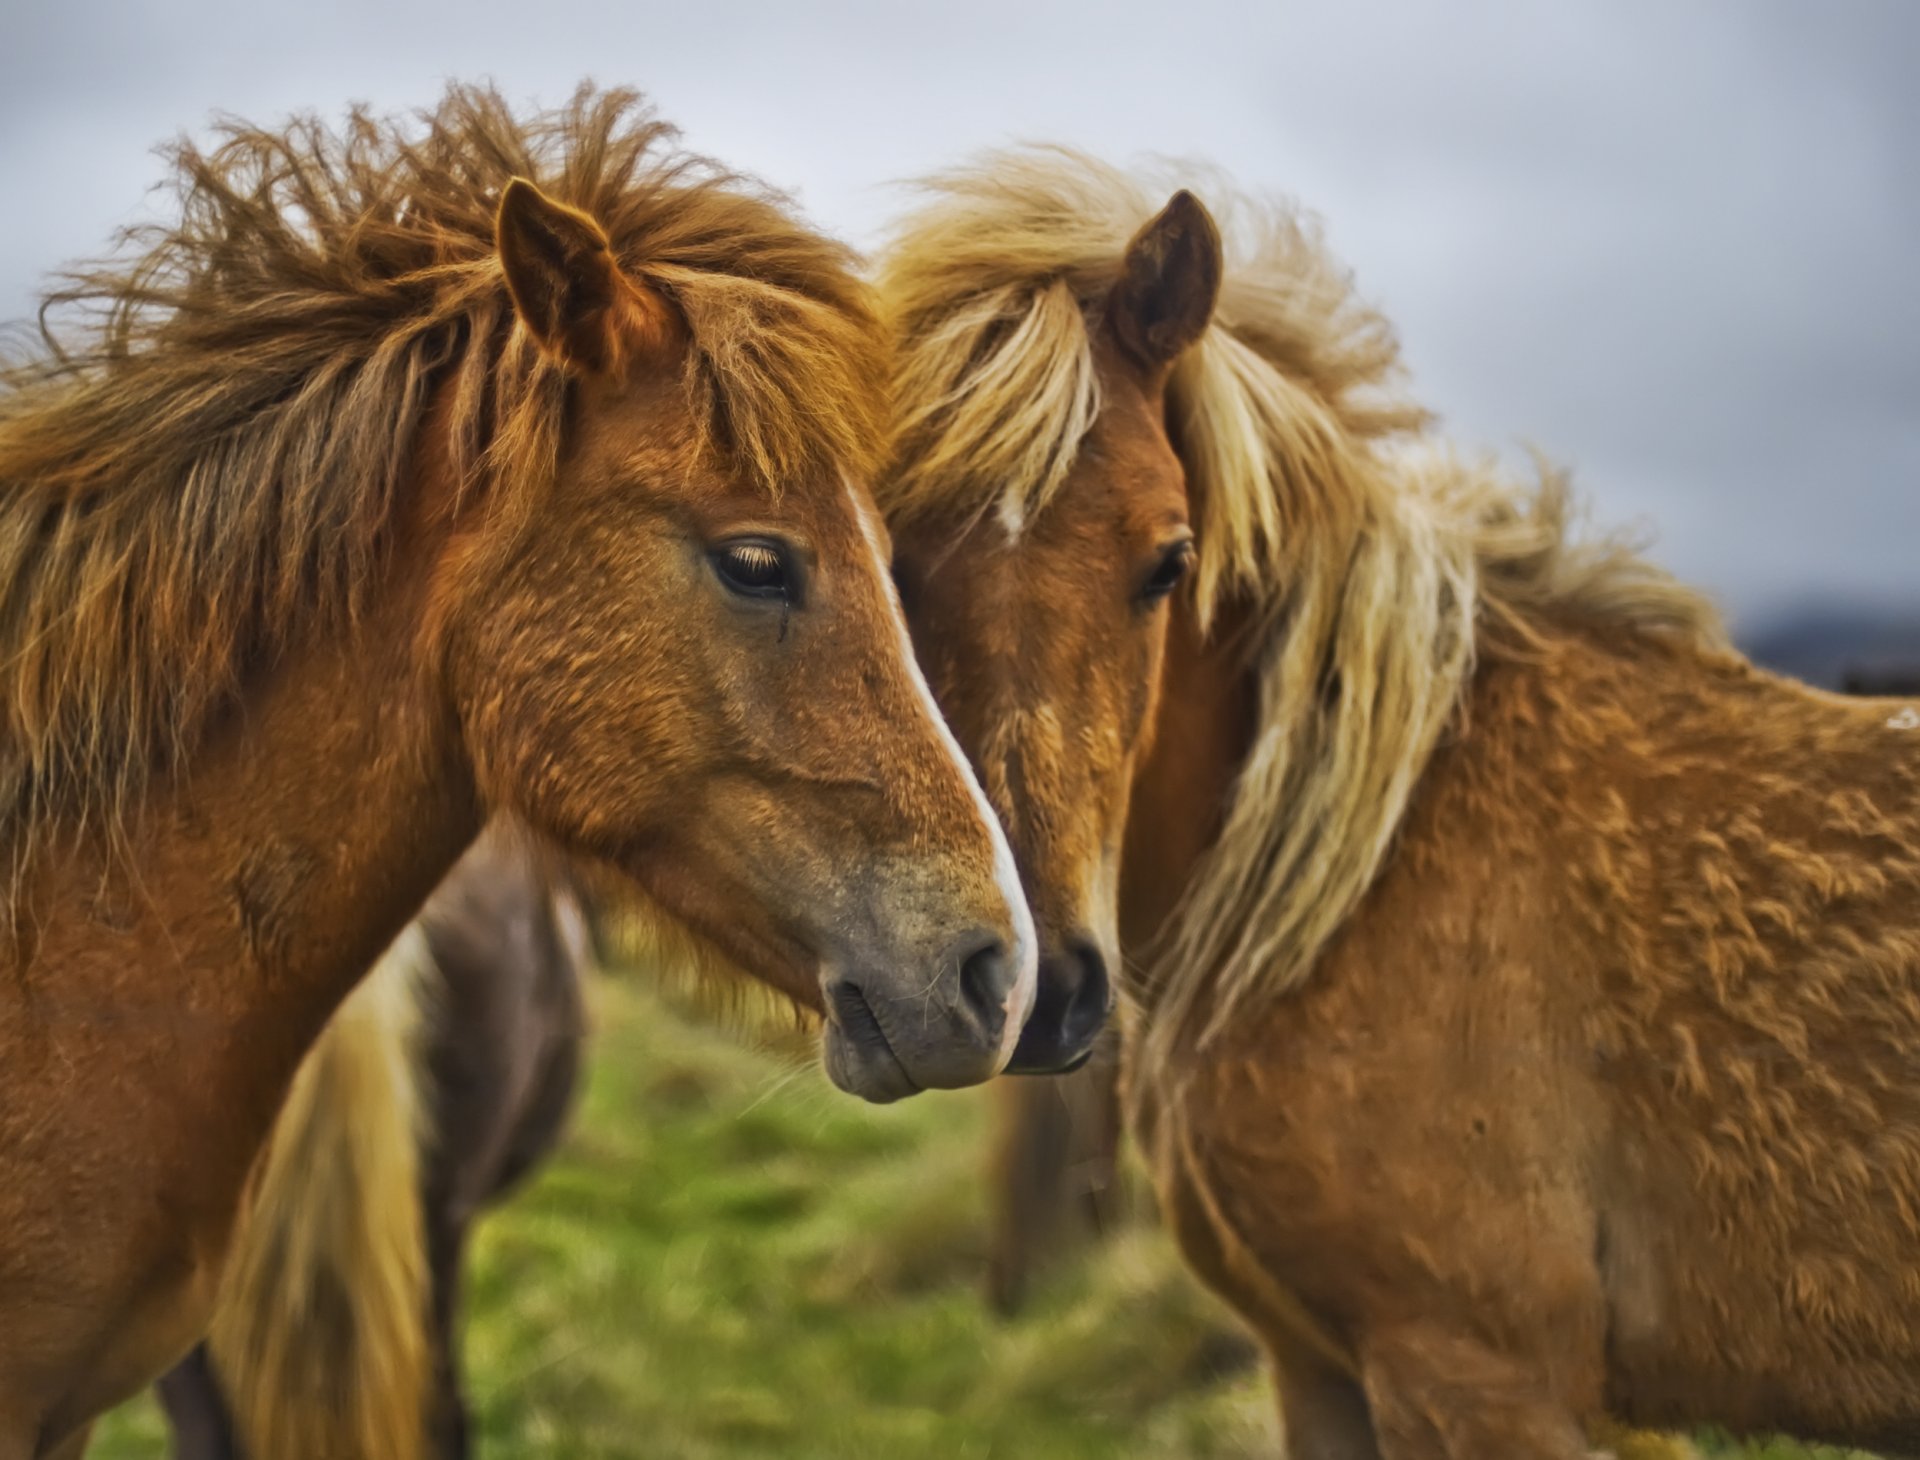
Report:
848,483,1039,1067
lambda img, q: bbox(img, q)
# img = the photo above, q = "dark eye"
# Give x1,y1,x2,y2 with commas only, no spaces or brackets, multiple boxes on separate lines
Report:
712,538,793,602
1138,540,1194,605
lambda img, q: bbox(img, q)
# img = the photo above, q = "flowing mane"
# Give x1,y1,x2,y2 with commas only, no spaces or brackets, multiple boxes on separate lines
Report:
877,148,1726,1040
0,83,886,859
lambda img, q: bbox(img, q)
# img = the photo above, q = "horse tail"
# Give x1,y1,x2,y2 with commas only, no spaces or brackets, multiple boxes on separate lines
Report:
207,926,436,1460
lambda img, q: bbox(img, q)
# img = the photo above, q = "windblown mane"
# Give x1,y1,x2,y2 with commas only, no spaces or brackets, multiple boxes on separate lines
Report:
877,149,1726,1042
0,83,885,859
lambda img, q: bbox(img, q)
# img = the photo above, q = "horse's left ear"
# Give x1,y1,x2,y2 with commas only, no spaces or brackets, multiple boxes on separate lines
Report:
1108,190,1223,373
496,177,670,374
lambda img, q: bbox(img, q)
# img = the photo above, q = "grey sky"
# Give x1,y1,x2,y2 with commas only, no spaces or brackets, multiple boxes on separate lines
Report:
3,0,1913,628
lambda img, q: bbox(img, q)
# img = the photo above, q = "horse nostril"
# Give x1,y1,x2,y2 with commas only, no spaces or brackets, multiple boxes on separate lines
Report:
1058,937,1112,1048
1004,932,1114,1075
955,933,1015,1032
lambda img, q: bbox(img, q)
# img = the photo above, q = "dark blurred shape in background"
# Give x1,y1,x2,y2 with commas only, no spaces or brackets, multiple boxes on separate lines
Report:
1744,605,1920,691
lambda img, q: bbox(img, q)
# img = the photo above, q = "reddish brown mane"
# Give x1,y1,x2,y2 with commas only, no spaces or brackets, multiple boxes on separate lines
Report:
0,83,885,860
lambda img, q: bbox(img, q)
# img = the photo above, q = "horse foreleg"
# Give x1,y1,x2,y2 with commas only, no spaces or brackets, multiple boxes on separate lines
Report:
426,1210,474,1460
154,1347,244,1460
32,1421,92,1460
985,1076,1072,1315
984,1047,1124,1315
1358,1322,1589,1460
1270,1333,1378,1460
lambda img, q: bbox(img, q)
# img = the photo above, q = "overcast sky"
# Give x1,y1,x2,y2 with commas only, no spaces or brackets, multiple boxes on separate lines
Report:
3,0,1913,629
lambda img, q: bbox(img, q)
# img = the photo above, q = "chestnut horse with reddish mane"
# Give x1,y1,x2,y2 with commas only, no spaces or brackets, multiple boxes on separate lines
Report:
0,86,1040,1458
880,152,1920,1457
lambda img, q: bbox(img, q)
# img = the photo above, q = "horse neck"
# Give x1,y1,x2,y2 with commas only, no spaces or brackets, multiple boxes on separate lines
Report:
10,490,481,1160
1119,594,1259,956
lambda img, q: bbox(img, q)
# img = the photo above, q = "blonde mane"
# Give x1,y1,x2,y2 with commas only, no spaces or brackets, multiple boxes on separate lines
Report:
878,149,1726,1043
208,922,433,1460
0,83,885,858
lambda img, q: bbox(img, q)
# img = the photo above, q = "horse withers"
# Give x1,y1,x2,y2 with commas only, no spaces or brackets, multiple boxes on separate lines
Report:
0,86,1035,1458
879,151,1920,1458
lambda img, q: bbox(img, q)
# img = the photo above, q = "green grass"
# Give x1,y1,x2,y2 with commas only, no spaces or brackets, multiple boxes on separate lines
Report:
89,972,1870,1458
92,972,1269,1459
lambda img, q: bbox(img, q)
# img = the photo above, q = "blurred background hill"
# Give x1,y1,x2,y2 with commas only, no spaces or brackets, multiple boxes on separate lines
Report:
1744,605,1920,689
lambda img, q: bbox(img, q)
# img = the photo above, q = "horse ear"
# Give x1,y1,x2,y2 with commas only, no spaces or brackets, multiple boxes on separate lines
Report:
1108,190,1222,373
496,177,649,373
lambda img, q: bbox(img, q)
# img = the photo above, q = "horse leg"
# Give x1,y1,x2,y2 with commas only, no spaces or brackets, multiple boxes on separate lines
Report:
425,1209,473,1460
1269,1333,1378,1460
0,1388,89,1460
430,972,579,1459
984,1047,1123,1315
154,1347,244,1460
34,1422,92,1460
984,1075,1073,1314
1067,1044,1125,1233
1357,1322,1589,1460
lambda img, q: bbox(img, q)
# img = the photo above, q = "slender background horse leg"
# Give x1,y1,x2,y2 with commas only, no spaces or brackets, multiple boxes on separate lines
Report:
36,1422,94,1460
1270,1336,1379,1460
986,1078,1073,1315
416,840,589,1460
425,1212,473,1460
154,1349,241,1460
984,1037,1124,1315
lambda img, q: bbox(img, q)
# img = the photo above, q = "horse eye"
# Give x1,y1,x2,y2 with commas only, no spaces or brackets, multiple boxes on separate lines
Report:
1139,540,1194,605
712,538,793,601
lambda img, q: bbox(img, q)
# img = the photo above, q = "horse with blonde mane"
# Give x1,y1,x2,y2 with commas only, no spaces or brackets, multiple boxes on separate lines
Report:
878,151,1920,1457
156,825,590,1460
0,85,1044,1457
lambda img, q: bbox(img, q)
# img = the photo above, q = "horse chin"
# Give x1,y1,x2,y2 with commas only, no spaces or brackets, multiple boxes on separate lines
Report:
1007,1042,1095,1078
821,986,922,1104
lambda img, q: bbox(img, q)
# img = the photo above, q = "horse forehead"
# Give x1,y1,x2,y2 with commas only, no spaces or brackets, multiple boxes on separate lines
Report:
1037,435,1189,551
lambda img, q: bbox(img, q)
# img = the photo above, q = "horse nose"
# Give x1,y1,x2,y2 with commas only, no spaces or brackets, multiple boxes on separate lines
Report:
824,929,1015,1101
1004,934,1111,1075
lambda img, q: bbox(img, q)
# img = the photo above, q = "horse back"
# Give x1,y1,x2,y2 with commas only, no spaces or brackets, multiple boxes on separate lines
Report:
1140,625,1920,1449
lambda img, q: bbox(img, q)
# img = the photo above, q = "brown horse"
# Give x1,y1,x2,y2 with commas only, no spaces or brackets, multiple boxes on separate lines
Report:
982,663,1920,1319
880,151,1920,1458
0,86,1040,1458
155,825,589,1460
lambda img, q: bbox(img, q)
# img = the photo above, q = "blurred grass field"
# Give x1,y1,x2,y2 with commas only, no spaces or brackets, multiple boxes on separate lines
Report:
92,969,1872,1459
